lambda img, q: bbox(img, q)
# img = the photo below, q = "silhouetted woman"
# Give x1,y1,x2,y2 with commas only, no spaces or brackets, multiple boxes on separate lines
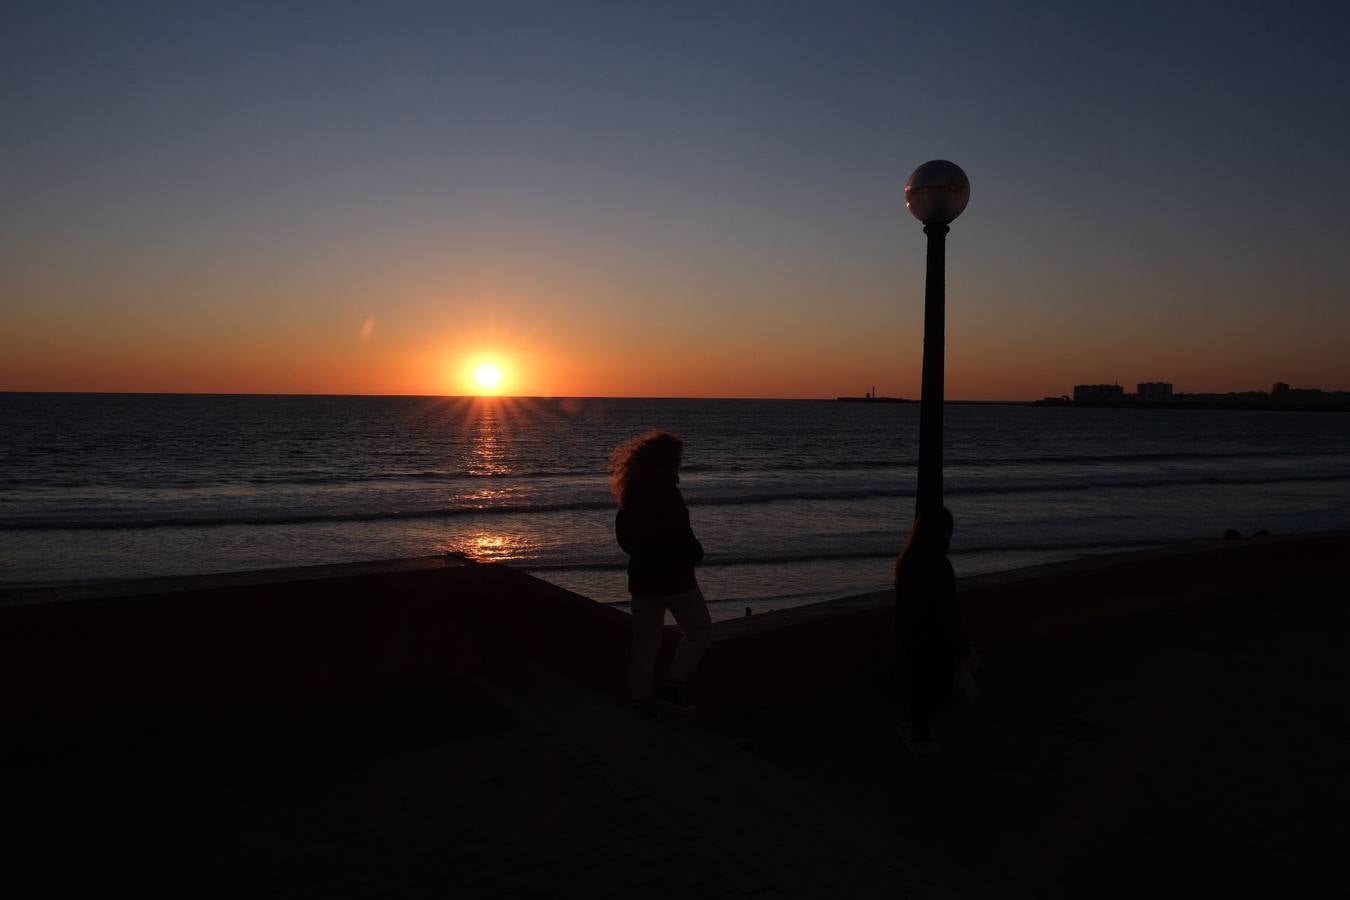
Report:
895,506,973,753
611,431,711,714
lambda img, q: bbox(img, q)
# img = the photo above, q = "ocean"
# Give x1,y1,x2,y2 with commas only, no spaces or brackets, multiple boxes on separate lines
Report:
4,393,1350,619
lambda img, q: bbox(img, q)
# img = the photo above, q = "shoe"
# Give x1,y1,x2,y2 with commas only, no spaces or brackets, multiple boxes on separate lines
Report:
654,682,695,715
896,723,940,757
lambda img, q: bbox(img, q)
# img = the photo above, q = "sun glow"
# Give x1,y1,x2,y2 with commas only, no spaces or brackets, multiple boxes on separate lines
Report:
463,356,509,395
475,363,503,390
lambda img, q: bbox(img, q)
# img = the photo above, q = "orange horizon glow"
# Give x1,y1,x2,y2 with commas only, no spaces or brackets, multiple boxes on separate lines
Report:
6,218,1349,401
5,307,1350,401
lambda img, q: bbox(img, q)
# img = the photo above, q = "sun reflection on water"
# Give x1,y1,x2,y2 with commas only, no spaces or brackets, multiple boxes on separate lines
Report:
445,530,536,563
467,398,511,477
464,487,510,506
422,396,578,565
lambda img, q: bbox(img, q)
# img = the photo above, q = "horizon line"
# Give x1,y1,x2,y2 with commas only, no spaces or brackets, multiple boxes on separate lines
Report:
0,389,1043,403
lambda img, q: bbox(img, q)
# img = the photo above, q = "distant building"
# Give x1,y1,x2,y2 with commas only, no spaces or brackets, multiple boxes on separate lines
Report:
1272,382,1290,396
1073,384,1125,403
1137,382,1174,402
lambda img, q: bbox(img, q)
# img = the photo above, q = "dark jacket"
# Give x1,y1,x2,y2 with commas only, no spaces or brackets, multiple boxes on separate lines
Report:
896,552,968,668
615,482,704,596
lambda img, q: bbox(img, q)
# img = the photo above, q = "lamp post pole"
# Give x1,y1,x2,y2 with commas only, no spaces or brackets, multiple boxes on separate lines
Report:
916,221,948,515
904,160,970,521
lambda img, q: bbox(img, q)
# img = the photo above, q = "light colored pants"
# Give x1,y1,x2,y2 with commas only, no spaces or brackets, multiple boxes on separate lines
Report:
630,586,713,701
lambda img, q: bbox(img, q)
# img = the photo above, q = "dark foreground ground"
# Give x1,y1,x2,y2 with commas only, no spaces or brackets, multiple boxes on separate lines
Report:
5,671,967,899
4,541,1348,898
729,588,1349,898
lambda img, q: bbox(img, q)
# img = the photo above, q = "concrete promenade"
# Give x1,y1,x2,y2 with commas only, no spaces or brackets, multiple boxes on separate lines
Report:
4,535,1348,897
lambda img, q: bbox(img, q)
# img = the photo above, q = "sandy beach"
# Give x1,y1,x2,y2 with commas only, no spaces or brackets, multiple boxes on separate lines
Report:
3,534,1347,897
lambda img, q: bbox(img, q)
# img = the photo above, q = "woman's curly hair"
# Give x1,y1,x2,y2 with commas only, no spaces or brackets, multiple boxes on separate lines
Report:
609,430,684,506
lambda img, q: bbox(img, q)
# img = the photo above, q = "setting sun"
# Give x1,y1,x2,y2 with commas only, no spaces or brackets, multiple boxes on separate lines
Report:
456,351,522,396
474,362,504,393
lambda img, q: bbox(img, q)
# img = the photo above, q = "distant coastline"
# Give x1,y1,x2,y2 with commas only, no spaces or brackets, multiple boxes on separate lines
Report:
1036,381,1350,412
1044,401,1350,412
1034,397,1350,413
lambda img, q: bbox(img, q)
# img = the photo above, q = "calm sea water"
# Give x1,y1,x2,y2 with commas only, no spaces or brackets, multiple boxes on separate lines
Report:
4,394,1350,618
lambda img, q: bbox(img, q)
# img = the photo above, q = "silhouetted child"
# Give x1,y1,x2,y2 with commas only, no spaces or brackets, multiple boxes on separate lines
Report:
894,506,975,755
611,431,711,715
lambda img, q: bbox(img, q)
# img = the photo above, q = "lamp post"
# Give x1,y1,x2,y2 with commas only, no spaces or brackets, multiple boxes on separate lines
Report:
904,160,970,519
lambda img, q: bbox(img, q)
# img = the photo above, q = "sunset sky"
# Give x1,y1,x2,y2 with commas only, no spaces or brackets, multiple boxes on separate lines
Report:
4,1,1349,399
